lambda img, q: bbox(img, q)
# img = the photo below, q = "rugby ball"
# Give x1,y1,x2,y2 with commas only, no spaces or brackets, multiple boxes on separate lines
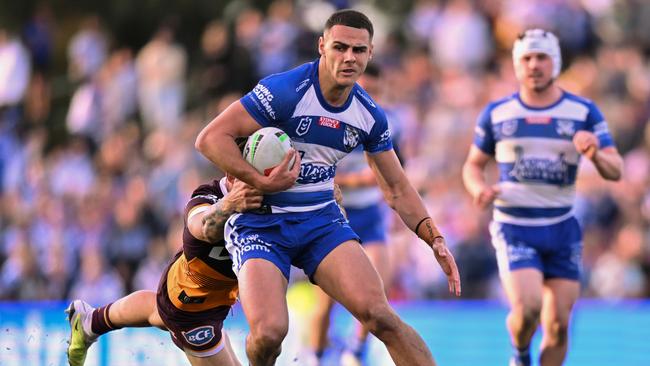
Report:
244,127,295,176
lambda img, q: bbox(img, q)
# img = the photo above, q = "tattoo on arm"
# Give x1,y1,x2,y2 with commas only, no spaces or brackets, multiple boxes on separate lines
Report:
201,201,231,243
415,217,443,247
424,221,436,242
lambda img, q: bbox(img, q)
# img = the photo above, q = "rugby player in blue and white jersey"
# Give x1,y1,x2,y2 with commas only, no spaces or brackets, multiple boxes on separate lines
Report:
463,29,622,366
196,9,460,366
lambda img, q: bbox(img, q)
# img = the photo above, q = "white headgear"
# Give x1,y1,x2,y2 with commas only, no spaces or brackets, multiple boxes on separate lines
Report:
512,29,562,78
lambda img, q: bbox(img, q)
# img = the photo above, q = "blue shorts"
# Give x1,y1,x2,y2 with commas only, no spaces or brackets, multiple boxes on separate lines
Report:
489,217,583,280
345,203,388,245
225,203,359,280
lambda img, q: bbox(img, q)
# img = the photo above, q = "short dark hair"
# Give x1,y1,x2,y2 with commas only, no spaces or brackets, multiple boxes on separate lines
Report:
325,9,373,40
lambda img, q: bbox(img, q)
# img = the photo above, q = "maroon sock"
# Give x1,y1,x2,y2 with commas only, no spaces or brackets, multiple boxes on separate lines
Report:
90,303,121,335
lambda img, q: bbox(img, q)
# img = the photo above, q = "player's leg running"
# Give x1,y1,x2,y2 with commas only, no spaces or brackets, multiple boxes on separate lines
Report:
314,240,436,366
539,279,579,366
502,269,543,366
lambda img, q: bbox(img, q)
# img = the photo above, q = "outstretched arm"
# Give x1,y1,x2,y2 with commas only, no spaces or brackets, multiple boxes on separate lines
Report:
366,150,461,296
195,101,300,192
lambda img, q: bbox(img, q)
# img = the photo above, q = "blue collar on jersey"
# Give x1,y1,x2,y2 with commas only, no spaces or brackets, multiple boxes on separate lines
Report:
312,59,357,113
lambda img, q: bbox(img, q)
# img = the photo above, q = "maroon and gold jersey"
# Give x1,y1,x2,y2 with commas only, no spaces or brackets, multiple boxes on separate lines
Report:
165,178,238,312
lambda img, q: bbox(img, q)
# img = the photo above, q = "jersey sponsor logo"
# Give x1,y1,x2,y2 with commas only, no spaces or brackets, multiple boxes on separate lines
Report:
298,163,336,184
295,78,310,92
509,146,570,185
525,116,551,124
252,84,276,120
296,117,312,136
318,116,340,129
356,89,376,107
182,325,215,346
506,244,537,263
501,120,518,136
235,234,272,253
555,119,575,137
343,125,361,152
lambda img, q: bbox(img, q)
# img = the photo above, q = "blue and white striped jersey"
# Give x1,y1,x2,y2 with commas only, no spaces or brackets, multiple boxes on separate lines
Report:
336,109,402,209
241,60,393,213
473,91,615,225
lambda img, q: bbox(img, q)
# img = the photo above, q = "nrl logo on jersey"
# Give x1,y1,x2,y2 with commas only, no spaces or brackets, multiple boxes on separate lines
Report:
343,125,360,152
501,120,518,137
555,119,575,137
296,117,312,136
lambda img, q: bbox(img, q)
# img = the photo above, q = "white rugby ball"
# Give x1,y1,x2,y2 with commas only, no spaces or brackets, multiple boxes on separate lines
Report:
244,127,295,176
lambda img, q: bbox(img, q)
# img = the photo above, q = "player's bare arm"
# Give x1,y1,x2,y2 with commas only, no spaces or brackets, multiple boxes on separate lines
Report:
572,130,623,181
195,101,301,193
366,149,461,296
462,145,501,209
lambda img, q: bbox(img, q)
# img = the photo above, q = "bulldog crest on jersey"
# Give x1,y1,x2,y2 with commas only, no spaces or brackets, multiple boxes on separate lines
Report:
555,119,575,137
343,125,360,152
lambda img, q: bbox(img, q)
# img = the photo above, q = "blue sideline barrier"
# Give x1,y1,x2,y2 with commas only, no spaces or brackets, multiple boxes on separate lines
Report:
1,300,649,365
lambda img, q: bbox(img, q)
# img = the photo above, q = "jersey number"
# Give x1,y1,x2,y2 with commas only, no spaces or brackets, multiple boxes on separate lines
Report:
208,246,230,261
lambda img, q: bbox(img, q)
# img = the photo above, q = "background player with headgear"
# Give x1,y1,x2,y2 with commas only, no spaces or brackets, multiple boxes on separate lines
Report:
462,29,623,366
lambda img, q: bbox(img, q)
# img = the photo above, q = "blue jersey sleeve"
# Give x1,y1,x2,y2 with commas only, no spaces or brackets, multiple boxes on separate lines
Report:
240,76,294,127
473,105,495,155
365,109,393,153
586,102,615,149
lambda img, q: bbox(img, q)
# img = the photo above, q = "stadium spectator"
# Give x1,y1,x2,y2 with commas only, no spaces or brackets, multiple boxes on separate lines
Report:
67,15,107,83
136,23,187,133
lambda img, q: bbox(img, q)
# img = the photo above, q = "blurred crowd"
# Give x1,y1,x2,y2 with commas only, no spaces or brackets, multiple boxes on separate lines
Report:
1,0,649,305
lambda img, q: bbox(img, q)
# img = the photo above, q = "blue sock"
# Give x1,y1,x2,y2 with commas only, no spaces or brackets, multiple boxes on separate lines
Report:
511,345,531,366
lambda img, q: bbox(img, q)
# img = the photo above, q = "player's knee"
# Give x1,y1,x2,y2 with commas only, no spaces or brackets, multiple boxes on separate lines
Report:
357,303,399,338
512,302,541,328
250,322,287,350
545,318,569,346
